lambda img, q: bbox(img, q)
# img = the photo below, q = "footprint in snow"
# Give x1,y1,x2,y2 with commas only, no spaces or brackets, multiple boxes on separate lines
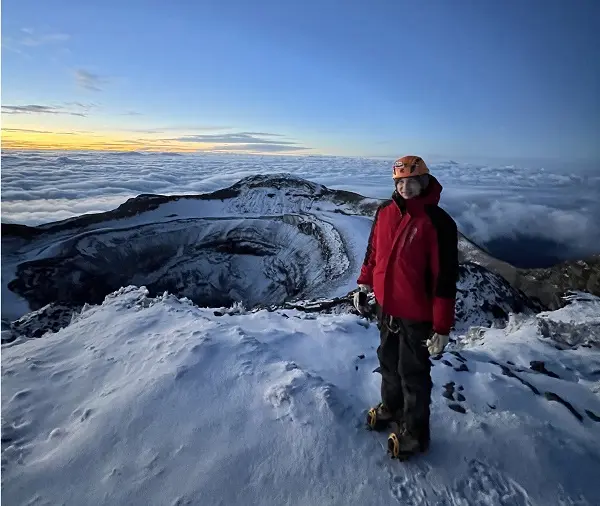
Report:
51,369,72,381
48,428,65,439
72,408,94,422
453,459,534,506
442,382,468,414
11,390,32,402
237,360,253,376
449,351,468,363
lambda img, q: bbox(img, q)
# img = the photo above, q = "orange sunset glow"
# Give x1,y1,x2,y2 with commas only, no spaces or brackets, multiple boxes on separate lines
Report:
1,128,218,152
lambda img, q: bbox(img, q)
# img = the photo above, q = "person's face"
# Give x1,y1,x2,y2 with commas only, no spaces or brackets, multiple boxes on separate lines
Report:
395,177,422,199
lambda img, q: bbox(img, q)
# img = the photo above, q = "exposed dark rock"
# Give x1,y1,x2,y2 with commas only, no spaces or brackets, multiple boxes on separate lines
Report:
442,391,455,401
529,361,561,379
454,363,469,372
260,294,356,315
585,410,600,422
1,332,16,344
543,392,583,422
456,393,466,402
358,354,365,360
450,351,467,363
516,256,600,310
441,360,453,367
490,361,540,395
448,404,466,414
8,303,78,340
490,304,508,320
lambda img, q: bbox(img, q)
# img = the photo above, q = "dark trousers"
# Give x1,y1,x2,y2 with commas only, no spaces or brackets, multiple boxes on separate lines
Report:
376,308,432,446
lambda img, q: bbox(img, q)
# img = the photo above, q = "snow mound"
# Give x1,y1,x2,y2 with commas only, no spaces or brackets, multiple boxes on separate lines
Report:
2,287,600,505
537,292,600,348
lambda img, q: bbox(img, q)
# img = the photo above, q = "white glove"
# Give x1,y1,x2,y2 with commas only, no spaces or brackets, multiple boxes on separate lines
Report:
426,333,449,355
353,284,372,315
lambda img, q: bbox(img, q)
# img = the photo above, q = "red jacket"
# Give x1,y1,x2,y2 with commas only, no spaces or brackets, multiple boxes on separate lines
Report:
357,176,458,335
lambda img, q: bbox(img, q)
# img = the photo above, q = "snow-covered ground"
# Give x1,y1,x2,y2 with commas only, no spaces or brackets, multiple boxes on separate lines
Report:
3,164,600,505
3,286,600,505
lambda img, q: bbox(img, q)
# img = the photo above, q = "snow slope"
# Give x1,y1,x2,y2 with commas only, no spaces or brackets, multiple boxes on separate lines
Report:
3,287,600,505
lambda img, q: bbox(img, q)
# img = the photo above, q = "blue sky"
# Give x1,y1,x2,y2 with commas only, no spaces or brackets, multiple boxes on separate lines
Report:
2,0,599,161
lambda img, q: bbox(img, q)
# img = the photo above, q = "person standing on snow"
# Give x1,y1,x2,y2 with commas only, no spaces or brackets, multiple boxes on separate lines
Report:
354,155,459,460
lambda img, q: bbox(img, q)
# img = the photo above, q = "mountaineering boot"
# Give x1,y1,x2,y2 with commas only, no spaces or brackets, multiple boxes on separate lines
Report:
366,402,393,431
387,422,422,461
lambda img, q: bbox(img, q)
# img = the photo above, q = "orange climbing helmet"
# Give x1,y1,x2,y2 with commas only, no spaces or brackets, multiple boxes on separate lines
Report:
392,155,430,179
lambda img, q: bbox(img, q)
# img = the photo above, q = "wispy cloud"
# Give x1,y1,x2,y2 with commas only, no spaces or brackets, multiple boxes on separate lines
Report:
3,28,70,51
1,104,88,117
64,101,98,109
75,69,107,91
131,125,231,134
63,102,98,115
120,111,144,117
170,133,297,145
165,132,310,153
239,132,285,137
21,32,70,46
211,143,311,153
2,128,77,135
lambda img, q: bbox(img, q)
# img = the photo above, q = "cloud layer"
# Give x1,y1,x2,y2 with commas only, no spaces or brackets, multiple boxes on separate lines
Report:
2,153,599,264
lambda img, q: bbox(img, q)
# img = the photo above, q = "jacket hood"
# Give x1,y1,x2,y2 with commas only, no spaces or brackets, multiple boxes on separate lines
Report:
393,175,442,212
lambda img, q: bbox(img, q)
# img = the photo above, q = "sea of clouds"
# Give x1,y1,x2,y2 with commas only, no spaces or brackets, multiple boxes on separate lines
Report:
2,151,599,266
